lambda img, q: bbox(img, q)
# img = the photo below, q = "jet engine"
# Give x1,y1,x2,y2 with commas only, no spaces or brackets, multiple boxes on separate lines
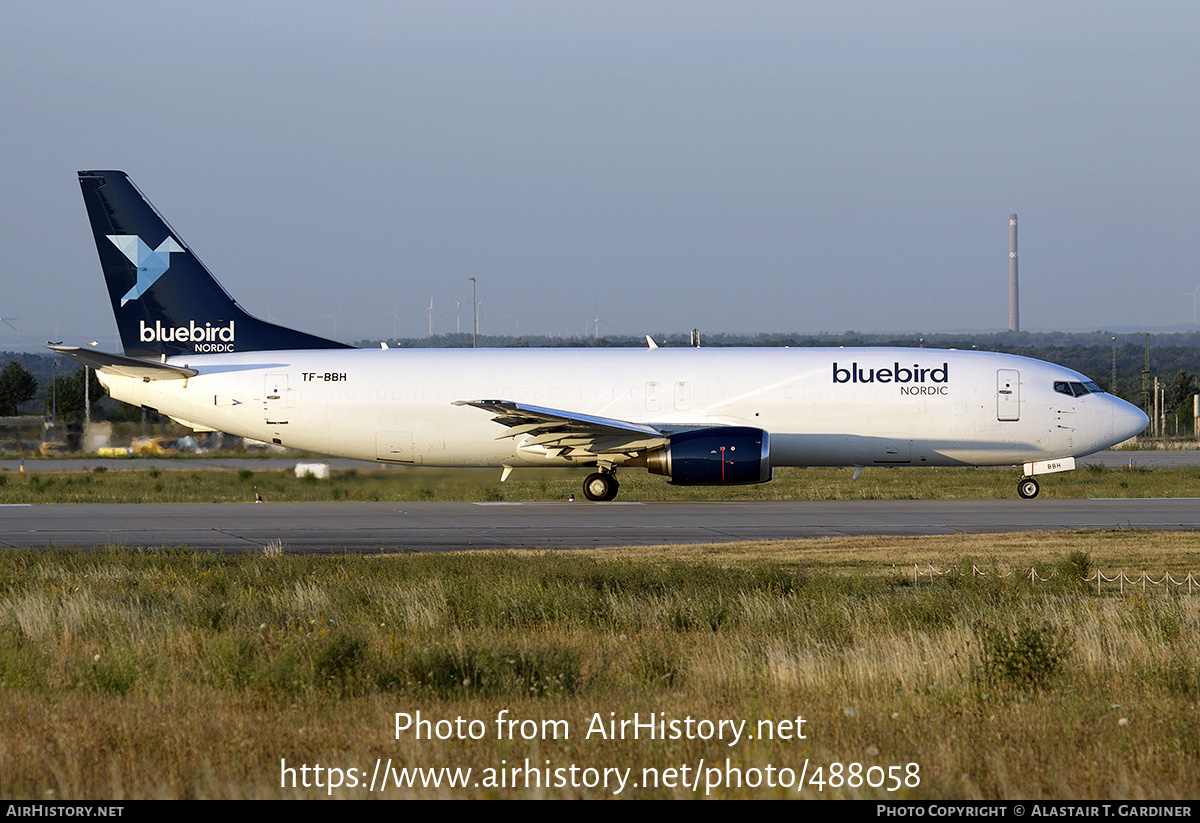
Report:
632,426,772,485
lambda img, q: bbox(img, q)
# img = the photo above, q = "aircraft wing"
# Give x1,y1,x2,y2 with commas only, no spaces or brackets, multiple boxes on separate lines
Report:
47,345,198,380
453,399,669,459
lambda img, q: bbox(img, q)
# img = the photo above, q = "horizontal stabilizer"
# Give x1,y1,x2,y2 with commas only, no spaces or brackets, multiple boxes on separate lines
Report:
48,345,198,380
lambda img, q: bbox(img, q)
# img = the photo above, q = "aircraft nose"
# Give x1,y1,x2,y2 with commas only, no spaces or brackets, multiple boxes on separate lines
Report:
1111,397,1149,443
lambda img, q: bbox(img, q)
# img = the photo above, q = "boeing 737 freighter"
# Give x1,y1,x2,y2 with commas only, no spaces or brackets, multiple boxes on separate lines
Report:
53,171,1149,501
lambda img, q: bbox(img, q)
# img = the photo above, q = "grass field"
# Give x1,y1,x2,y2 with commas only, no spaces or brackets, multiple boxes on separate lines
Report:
3,462,1200,503
1,532,1199,798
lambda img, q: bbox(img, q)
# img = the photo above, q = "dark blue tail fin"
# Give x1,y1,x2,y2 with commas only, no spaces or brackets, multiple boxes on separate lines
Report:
78,170,352,358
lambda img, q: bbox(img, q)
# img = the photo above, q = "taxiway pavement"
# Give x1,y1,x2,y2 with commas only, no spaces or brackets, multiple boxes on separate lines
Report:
2,499,1197,552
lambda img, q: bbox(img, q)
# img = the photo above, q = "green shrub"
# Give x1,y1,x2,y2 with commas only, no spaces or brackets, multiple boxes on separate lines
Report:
974,621,1071,691
631,643,683,688
314,631,368,694
394,644,581,698
81,652,138,695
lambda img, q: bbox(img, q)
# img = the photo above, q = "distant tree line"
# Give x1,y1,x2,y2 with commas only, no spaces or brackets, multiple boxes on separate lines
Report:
43,367,104,421
0,357,108,421
0,361,37,415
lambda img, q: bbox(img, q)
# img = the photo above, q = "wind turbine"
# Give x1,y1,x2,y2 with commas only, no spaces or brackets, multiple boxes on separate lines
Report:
0,315,19,345
324,305,341,339
1186,284,1200,324
591,302,611,340
469,277,477,347
385,300,402,338
496,314,520,337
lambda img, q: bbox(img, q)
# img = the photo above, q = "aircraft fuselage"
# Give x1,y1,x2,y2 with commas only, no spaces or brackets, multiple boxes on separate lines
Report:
97,345,1144,470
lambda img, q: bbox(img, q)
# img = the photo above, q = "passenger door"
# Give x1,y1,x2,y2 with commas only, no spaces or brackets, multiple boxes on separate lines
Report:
997,369,1020,421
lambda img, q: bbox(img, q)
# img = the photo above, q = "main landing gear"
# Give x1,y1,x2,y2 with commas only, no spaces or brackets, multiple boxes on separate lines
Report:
582,469,620,502
1017,477,1040,499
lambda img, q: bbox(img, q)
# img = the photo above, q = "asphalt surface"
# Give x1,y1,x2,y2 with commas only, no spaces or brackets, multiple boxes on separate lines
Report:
3,450,1198,552
2,499,1198,552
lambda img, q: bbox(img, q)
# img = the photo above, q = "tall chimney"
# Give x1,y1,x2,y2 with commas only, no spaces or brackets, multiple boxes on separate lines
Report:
1009,213,1019,332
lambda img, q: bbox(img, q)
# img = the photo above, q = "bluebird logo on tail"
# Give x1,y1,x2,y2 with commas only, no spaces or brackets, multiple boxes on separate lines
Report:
107,234,185,305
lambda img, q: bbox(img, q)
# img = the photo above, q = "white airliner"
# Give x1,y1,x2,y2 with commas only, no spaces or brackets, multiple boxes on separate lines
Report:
54,171,1148,501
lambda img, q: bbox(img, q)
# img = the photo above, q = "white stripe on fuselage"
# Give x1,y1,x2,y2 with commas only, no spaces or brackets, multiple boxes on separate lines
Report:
94,347,1143,469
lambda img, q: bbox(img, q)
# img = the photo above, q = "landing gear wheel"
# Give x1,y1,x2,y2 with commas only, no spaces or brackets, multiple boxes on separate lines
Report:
583,472,619,502
1017,477,1040,499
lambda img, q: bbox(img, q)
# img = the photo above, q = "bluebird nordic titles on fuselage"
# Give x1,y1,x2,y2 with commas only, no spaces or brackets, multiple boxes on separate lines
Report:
833,361,952,396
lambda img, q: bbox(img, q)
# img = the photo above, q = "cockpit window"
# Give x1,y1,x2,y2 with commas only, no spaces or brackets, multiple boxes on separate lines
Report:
1054,381,1103,397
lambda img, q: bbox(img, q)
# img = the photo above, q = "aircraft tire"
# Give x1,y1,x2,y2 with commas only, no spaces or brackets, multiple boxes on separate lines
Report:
1017,477,1040,499
583,472,619,501
604,477,620,501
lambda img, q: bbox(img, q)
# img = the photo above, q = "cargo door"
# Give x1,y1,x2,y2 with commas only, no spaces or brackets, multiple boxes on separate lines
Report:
264,373,289,424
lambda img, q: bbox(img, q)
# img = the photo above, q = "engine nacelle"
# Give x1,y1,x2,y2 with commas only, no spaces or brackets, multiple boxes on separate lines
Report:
635,426,772,486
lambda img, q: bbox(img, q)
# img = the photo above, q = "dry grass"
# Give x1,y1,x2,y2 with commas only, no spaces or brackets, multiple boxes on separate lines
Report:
0,532,1198,798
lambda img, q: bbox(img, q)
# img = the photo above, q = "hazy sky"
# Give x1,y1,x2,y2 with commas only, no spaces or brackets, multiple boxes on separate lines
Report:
3,1,1199,349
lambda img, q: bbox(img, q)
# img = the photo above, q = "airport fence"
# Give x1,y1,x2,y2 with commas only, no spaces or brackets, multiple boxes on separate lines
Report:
900,563,1200,595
